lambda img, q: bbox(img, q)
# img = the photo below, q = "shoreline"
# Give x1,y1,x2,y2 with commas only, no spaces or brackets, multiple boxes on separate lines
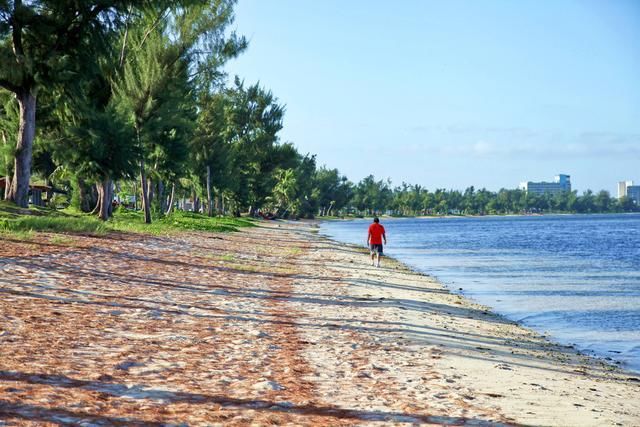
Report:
1,220,638,425
319,211,640,221
299,220,640,425
377,253,639,377
318,214,640,375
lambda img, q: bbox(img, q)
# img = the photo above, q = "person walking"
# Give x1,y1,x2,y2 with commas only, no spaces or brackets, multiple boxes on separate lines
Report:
367,217,387,267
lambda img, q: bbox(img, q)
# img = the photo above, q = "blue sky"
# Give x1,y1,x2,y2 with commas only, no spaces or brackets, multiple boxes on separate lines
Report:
225,0,640,194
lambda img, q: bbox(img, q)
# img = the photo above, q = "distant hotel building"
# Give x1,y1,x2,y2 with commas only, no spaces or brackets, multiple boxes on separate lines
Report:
519,174,571,196
618,180,640,204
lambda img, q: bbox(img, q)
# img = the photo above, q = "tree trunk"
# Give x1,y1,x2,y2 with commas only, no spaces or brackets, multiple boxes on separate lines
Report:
157,179,165,214
107,180,114,217
9,91,37,207
327,201,335,216
140,159,151,223
90,185,101,215
2,130,11,200
76,178,97,213
44,178,53,207
214,192,221,215
97,178,114,221
165,182,175,215
133,180,138,210
206,165,213,217
146,177,154,207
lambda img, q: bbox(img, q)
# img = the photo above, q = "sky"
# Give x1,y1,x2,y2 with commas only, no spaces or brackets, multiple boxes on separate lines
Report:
224,0,640,194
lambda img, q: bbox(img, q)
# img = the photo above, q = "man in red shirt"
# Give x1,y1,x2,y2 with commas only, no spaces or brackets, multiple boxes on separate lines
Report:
367,217,387,267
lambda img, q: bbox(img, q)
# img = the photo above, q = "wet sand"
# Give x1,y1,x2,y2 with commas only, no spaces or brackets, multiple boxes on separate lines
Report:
0,220,638,425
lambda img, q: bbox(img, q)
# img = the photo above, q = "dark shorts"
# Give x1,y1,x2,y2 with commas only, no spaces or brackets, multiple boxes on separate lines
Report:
370,244,384,254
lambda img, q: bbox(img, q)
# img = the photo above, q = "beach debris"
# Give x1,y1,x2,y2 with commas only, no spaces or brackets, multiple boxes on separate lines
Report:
494,363,513,370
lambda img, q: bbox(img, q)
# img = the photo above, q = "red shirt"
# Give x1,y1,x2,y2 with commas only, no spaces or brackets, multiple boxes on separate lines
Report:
368,223,386,245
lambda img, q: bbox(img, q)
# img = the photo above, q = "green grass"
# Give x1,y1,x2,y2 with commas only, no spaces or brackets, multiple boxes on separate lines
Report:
0,215,107,234
221,253,235,262
287,247,302,256
108,209,255,235
0,201,106,234
0,228,35,241
0,201,255,236
49,235,74,245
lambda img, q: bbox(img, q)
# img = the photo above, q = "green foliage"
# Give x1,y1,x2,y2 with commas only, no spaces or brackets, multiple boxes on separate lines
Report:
348,179,639,216
108,208,254,234
0,90,17,177
0,201,106,233
48,193,69,210
222,78,285,210
0,199,253,236
0,215,107,234
313,167,353,216
271,168,298,215
352,175,393,215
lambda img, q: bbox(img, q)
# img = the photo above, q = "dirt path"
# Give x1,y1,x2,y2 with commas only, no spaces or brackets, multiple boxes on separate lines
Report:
1,221,638,426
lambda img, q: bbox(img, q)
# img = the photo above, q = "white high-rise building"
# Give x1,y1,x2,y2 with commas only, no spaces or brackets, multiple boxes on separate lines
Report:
618,181,634,198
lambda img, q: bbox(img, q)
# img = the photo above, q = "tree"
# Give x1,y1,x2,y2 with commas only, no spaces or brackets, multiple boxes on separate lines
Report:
594,190,612,213
113,1,246,222
353,175,392,215
192,91,233,216
0,0,141,207
618,196,637,212
271,168,298,216
0,91,18,198
222,78,284,214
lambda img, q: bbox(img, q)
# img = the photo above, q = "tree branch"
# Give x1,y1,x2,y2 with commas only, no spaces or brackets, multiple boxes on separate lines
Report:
119,6,133,68
138,10,168,50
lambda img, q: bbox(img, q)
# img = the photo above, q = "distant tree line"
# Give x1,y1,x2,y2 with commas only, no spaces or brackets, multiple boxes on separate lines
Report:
346,176,639,216
1,2,636,221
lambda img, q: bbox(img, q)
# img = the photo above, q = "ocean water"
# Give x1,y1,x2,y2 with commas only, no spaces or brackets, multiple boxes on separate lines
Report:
320,214,640,373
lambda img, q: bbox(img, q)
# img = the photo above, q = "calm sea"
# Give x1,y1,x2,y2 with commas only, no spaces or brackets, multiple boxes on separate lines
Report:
320,214,640,373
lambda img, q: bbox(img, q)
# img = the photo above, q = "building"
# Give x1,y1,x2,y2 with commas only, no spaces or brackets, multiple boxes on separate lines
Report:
626,185,640,205
618,181,634,198
519,174,571,196
617,180,640,205
0,177,51,207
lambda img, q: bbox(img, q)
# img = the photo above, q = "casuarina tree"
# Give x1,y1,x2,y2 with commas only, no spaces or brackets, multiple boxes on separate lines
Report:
0,0,141,207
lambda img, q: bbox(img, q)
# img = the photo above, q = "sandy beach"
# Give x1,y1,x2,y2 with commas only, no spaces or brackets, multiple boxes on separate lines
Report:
1,220,639,426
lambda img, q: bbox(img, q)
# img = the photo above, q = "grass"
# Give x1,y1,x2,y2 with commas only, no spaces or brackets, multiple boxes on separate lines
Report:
0,201,255,237
108,209,255,235
0,228,35,241
49,235,74,245
221,254,235,262
287,247,302,256
0,201,107,235
1,215,108,234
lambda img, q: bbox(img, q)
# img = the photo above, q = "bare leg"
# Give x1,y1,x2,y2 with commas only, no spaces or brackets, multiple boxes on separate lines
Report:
376,252,380,267
370,251,375,265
